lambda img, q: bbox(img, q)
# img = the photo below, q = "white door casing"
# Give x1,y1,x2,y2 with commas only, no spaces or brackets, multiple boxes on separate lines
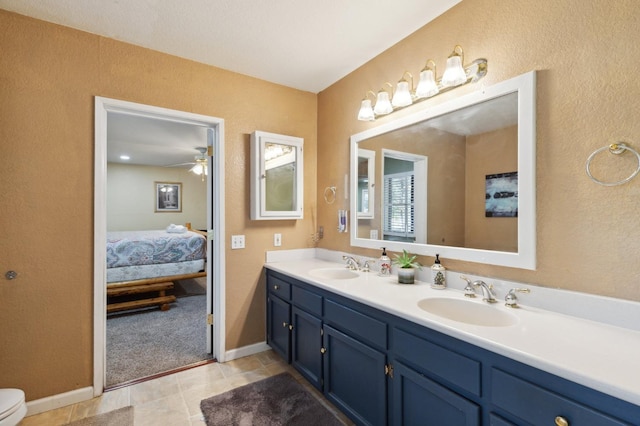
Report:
93,97,226,396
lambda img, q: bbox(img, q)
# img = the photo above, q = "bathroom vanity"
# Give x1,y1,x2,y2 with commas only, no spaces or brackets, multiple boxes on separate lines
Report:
264,257,640,426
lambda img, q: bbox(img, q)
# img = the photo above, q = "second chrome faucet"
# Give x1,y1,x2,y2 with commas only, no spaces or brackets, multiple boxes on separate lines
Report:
460,275,497,303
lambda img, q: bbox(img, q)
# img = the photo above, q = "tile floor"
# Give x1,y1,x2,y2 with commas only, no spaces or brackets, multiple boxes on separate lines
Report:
19,350,353,425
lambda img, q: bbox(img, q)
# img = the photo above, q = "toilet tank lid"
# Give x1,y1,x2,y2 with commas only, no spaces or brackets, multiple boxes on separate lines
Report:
0,389,25,418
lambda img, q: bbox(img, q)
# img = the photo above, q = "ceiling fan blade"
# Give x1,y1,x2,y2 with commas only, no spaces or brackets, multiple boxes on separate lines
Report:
164,162,196,167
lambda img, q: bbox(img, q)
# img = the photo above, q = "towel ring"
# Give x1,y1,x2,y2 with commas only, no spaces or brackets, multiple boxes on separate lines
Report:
586,143,640,186
324,186,336,204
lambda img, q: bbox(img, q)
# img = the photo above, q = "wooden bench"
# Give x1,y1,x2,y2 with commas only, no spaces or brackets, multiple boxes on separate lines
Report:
106,271,206,313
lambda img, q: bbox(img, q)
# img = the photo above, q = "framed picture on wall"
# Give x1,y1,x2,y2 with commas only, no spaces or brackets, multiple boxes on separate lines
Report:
155,181,182,212
485,172,517,217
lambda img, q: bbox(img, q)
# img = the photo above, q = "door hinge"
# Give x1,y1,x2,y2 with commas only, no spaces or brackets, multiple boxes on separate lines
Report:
207,313,214,325
207,146,213,156
385,363,394,378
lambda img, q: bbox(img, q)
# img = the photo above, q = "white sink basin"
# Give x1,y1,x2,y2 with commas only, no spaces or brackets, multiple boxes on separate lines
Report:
417,297,518,327
309,268,359,280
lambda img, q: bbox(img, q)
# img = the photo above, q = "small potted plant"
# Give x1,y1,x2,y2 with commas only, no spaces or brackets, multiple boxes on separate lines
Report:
392,250,422,284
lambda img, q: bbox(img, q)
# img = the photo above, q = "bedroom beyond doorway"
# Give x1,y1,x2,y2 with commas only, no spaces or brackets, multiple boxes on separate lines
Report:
94,96,226,396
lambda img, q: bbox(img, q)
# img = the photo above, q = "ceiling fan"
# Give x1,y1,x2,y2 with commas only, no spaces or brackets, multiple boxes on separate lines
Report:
165,147,208,181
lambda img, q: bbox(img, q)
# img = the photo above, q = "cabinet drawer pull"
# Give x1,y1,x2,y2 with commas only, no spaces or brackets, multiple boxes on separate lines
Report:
273,284,280,290
555,416,569,426
282,322,288,328
320,347,326,354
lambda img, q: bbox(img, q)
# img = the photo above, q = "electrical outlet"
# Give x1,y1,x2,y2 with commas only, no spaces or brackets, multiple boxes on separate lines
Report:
231,235,245,249
274,233,282,247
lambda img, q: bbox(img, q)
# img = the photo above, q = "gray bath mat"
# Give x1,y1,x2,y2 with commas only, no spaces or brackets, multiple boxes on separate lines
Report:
200,372,343,425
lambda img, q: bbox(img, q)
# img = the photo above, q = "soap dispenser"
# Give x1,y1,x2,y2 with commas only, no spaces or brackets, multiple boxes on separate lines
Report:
430,254,446,289
378,247,391,276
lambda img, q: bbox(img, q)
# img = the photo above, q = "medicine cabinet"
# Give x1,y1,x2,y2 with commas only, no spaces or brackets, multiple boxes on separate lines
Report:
250,131,304,220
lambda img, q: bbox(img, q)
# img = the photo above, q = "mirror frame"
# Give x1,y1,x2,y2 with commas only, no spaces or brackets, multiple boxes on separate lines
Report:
350,71,536,270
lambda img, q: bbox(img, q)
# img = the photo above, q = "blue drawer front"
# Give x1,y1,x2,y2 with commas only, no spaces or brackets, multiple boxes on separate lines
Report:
393,327,481,396
324,299,388,349
268,274,291,300
292,285,322,316
491,368,630,426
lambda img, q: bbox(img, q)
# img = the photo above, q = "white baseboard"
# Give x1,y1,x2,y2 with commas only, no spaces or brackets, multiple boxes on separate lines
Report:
25,386,94,416
224,341,271,362
24,343,272,417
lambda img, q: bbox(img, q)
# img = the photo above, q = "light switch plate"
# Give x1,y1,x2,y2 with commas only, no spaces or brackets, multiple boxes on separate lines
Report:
231,235,245,249
274,233,282,247
370,230,378,239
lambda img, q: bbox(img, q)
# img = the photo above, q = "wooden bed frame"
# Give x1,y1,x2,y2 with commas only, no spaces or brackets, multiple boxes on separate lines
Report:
106,223,207,313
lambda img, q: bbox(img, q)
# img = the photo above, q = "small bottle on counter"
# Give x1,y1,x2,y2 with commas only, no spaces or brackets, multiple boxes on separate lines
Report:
378,247,391,276
430,254,446,289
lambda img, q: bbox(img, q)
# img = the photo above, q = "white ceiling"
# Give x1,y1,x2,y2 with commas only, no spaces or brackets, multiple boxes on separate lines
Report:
0,0,461,93
1,0,462,167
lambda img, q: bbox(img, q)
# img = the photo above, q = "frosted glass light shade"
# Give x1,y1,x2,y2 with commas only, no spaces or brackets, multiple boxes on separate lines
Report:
357,99,375,121
442,55,466,87
373,91,393,115
415,69,439,98
391,80,413,107
190,162,207,175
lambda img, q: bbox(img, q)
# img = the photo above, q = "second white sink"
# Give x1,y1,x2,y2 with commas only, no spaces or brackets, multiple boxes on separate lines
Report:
309,268,359,280
417,297,518,327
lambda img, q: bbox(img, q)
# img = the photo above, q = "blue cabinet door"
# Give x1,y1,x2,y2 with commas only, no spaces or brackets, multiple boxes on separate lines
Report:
323,325,387,426
392,361,480,426
267,294,291,362
292,306,323,390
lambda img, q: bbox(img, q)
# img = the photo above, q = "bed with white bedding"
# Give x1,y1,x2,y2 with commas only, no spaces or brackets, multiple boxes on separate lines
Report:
106,226,207,313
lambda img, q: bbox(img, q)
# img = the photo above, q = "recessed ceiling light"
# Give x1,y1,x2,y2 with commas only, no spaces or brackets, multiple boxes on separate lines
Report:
120,155,130,160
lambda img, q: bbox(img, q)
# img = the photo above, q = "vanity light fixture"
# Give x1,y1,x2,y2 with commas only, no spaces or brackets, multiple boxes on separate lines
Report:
391,72,414,108
441,45,467,87
357,91,376,121
373,83,394,116
357,45,487,121
415,60,439,98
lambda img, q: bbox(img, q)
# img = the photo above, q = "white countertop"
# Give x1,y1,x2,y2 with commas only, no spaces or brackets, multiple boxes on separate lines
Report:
265,255,640,407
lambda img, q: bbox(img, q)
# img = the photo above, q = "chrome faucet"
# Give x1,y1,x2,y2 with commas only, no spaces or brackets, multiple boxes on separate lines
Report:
342,255,360,270
473,280,498,303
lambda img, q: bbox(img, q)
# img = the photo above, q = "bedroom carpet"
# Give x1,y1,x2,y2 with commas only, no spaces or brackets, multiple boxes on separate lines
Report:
106,279,211,387
200,372,344,426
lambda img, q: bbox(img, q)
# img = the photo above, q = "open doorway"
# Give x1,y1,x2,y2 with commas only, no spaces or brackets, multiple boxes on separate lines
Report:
94,98,226,395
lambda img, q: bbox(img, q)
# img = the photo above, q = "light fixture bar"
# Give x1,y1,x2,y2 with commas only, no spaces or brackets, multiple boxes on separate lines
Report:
357,47,487,121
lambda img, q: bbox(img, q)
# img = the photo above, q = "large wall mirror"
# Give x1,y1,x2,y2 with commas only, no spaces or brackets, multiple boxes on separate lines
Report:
350,71,536,269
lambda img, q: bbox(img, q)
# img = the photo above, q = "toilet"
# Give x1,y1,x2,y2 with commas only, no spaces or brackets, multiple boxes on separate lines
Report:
0,389,26,426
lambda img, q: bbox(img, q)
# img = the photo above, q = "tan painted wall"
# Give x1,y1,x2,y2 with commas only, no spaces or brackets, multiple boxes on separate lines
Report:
0,10,316,400
107,163,208,231
317,0,640,301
